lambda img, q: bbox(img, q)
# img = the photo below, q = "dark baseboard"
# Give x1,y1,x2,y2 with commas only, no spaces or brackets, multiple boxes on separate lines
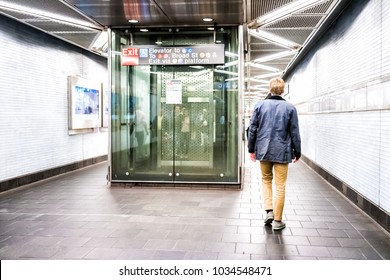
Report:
0,155,107,193
110,182,241,190
301,155,390,233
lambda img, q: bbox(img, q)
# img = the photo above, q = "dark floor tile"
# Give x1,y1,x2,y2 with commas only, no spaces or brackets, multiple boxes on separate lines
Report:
0,245,32,259
297,246,331,258
203,241,236,253
184,251,219,260
300,221,328,229
111,238,147,249
236,243,266,255
290,228,319,237
52,246,93,259
336,238,367,248
83,247,126,260
143,239,176,250
327,247,366,259
317,229,349,238
251,254,284,260
27,236,64,246
218,252,251,260
280,235,310,246
83,237,117,248
21,245,62,259
151,250,187,260
251,234,280,244
117,249,154,260
308,236,340,247
359,245,384,260
365,239,390,259
266,244,299,256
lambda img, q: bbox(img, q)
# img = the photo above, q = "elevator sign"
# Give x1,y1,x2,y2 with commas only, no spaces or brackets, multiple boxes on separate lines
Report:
121,44,225,66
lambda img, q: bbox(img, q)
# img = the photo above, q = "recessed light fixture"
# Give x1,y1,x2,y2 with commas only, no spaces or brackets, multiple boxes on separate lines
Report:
140,28,149,32
208,27,214,31
203,18,213,22
128,19,138,23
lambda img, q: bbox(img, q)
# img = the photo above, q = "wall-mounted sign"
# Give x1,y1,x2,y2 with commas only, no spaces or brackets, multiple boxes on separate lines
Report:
121,44,225,66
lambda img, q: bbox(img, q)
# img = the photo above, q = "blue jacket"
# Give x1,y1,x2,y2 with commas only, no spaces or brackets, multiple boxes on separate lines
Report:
248,95,301,163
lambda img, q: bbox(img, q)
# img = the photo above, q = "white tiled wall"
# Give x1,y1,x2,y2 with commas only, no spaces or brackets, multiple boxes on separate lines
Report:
287,0,390,212
0,15,108,181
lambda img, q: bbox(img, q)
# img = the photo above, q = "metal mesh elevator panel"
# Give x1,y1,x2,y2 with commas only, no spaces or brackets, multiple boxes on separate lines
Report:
161,68,213,163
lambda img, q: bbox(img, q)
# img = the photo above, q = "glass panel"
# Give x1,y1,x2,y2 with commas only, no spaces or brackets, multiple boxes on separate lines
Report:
110,27,239,184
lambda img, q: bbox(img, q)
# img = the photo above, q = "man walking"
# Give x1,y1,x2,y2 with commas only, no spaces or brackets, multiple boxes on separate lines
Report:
247,77,301,231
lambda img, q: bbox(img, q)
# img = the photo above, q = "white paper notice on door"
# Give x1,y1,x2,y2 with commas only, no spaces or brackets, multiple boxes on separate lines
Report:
166,79,182,104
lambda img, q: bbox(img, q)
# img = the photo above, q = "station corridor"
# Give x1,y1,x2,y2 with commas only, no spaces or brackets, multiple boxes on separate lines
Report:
0,158,389,260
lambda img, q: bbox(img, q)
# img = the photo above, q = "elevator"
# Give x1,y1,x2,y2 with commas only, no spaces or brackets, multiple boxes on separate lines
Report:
109,26,243,186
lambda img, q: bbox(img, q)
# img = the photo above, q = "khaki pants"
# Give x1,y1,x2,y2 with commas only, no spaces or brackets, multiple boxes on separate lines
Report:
260,161,289,221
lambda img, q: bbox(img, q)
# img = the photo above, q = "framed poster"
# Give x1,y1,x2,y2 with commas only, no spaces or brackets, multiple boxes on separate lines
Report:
101,83,109,128
68,76,101,131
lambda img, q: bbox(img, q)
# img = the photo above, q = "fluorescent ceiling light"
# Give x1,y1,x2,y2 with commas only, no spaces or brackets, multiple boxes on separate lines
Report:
217,60,238,68
189,66,204,69
254,72,284,79
225,77,239,81
214,69,239,76
253,50,296,63
246,62,280,72
245,78,269,84
225,51,239,58
191,69,211,76
252,0,328,27
249,29,300,50
91,31,108,52
0,1,102,30
248,86,269,91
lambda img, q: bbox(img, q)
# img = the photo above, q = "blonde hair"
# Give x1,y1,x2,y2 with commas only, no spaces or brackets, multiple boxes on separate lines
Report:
269,77,285,95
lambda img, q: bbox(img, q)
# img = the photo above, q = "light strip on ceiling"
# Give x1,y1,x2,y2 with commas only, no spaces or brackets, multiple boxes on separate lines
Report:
254,71,284,79
249,85,268,90
249,29,301,50
253,50,297,63
226,77,239,81
245,77,269,84
251,0,329,27
0,1,102,30
225,51,239,58
216,60,239,69
191,69,211,76
91,31,108,52
246,62,280,72
214,69,239,76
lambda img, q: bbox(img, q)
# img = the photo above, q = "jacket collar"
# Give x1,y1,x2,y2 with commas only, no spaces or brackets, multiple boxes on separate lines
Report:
268,95,285,101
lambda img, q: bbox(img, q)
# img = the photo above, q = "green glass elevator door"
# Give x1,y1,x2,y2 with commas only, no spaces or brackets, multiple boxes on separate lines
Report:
158,65,215,182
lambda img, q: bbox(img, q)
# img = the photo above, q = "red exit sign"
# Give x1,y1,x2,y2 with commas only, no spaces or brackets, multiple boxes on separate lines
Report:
122,47,139,65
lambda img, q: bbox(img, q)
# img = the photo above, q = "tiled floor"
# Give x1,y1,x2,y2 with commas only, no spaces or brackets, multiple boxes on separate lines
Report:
0,158,389,260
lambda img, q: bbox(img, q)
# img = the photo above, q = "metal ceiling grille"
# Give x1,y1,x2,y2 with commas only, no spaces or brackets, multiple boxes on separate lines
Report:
265,15,324,28
245,0,345,101
249,0,295,21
